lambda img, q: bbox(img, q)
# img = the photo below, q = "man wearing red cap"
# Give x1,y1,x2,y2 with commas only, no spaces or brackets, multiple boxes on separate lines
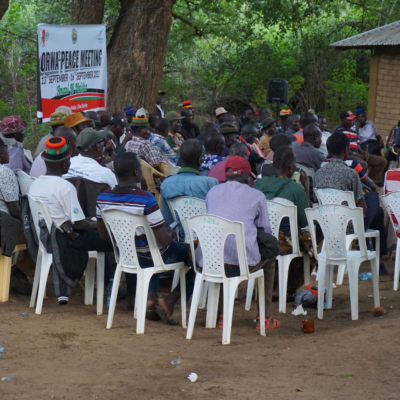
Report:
195,156,280,330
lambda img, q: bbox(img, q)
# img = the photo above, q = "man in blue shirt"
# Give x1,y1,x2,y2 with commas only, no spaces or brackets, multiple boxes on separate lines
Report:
160,139,218,225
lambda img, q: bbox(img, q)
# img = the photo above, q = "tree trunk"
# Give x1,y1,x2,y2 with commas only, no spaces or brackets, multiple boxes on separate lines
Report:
0,0,9,22
71,0,105,25
107,0,176,113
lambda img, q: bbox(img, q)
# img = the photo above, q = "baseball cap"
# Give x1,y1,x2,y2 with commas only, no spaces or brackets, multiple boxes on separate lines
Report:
110,117,129,128
340,110,356,120
165,111,184,122
225,156,251,175
76,128,107,150
269,133,296,152
219,122,239,135
0,132,16,146
261,117,275,129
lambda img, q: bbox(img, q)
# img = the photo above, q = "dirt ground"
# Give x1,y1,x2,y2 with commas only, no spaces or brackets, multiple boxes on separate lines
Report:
1,260,400,400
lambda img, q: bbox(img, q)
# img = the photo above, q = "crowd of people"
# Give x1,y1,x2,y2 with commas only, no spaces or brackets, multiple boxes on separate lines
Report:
0,93,394,330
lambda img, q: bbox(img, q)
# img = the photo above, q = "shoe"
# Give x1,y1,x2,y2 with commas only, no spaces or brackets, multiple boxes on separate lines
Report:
379,263,389,276
58,296,69,305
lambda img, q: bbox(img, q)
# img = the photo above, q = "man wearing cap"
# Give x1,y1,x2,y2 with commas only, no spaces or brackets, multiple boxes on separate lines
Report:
105,117,131,155
279,109,292,133
64,112,93,135
215,107,228,129
62,128,117,190
124,106,136,123
165,111,185,152
180,107,200,140
126,116,164,187
219,122,240,157
160,139,218,226
29,136,115,304
259,117,276,157
0,115,32,174
34,108,72,159
156,90,166,118
195,156,280,330
149,118,179,165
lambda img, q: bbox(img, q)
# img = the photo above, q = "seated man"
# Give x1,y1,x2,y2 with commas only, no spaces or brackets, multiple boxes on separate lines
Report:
29,137,115,304
314,132,388,275
294,124,325,172
196,157,280,330
259,117,276,157
126,116,164,188
148,118,179,165
284,114,302,148
161,139,218,226
199,132,225,175
62,128,117,189
105,117,131,155
96,152,194,322
0,116,32,174
165,111,184,152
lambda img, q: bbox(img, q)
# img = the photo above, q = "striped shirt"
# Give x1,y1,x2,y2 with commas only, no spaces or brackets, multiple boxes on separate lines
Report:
334,125,359,151
96,188,167,257
195,181,272,266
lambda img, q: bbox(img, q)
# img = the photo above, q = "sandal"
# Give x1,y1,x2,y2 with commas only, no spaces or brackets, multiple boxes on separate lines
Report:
255,317,281,330
216,314,223,328
155,305,179,325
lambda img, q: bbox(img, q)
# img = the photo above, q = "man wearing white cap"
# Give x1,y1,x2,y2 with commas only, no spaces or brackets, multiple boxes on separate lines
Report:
215,107,228,129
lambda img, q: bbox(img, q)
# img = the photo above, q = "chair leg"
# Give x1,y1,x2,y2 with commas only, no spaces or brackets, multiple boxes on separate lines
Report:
136,269,154,334
347,261,360,320
186,276,203,340
106,266,122,329
257,276,266,337
394,239,400,291
0,254,13,302
222,278,238,345
96,253,105,316
371,258,380,308
35,252,52,315
336,264,346,286
326,265,334,309
179,268,187,328
30,250,42,308
245,278,255,311
206,282,220,328
278,256,291,314
303,255,310,286
317,260,326,320
171,270,180,292
84,257,96,306
198,280,208,309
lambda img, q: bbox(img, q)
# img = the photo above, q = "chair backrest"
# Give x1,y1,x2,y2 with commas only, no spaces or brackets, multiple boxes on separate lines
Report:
26,194,53,250
297,163,315,179
167,197,206,242
167,160,181,176
306,205,367,262
99,208,164,270
314,188,356,208
272,197,294,206
16,170,35,196
266,200,300,254
185,214,249,279
381,191,400,236
140,160,156,194
158,161,170,176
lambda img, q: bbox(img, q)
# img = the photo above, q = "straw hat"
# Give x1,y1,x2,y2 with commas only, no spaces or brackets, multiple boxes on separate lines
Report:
64,112,93,128
215,107,228,117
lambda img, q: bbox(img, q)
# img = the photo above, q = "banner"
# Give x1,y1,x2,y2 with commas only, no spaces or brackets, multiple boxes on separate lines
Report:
37,24,107,122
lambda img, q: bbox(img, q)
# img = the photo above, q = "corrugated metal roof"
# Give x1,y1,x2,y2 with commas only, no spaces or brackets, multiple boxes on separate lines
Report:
330,20,400,49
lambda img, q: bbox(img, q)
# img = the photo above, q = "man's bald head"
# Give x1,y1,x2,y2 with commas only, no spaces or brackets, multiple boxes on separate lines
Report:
204,132,225,156
229,142,248,159
54,126,77,153
303,124,322,148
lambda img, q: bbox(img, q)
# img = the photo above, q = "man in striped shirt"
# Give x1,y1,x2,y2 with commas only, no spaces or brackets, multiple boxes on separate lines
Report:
96,152,194,322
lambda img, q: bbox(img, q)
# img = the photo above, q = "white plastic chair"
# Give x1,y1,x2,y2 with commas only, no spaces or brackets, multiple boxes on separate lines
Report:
246,200,310,314
306,205,380,320
167,160,180,175
381,192,400,290
99,209,188,334
314,188,380,285
167,196,206,295
296,163,315,179
27,195,104,315
16,170,35,196
185,214,266,345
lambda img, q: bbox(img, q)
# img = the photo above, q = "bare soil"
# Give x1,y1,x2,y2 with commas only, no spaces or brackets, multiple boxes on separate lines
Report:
1,261,400,400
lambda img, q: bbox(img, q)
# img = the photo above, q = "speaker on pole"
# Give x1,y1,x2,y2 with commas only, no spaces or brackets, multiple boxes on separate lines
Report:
266,79,288,104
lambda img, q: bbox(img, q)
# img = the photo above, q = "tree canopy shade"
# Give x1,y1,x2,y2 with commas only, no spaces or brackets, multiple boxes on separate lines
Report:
0,0,400,149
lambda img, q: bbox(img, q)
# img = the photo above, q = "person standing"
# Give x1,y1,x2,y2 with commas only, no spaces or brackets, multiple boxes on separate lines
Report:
156,90,166,118
317,114,331,157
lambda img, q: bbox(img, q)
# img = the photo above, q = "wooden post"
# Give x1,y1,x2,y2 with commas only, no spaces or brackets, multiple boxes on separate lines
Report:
368,49,379,122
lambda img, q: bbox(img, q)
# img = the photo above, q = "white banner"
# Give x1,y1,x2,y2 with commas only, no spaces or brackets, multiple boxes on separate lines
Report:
37,24,107,122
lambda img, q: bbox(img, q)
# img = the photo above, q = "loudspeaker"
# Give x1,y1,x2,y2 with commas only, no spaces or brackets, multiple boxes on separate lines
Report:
266,79,288,104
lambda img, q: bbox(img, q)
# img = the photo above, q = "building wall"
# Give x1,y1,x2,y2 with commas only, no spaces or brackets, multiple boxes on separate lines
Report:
374,48,400,137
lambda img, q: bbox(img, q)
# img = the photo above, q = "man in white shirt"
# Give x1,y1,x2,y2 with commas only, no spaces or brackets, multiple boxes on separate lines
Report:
62,128,117,189
29,136,114,305
156,90,166,118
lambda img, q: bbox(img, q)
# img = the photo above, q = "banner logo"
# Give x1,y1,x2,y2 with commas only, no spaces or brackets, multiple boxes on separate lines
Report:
72,29,77,44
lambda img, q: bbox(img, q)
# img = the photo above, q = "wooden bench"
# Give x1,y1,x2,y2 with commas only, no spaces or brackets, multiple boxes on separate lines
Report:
0,244,27,302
